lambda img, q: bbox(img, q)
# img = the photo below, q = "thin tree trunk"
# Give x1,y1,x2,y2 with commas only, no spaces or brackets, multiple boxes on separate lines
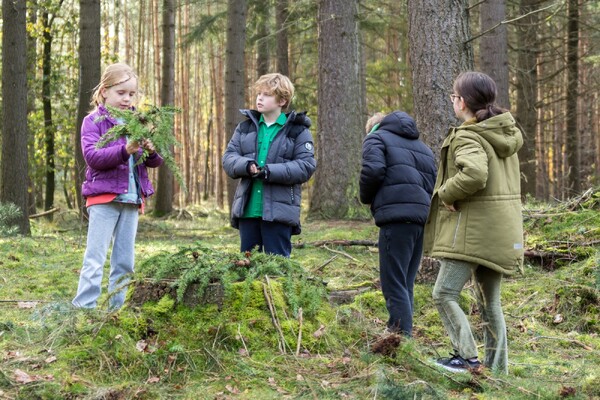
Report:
565,0,580,194
27,1,38,214
75,0,101,219
224,0,248,209
275,0,289,76
1,0,31,234
256,0,270,77
407,0,473,159
515,0,539,198
155,0,176,215
42,11,56,217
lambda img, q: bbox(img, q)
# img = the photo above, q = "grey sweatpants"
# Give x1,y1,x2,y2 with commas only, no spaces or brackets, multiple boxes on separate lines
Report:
432,258,508,373
72,202,139,310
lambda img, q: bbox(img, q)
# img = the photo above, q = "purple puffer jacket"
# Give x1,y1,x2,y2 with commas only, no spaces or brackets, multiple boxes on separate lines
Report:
81,105,163,198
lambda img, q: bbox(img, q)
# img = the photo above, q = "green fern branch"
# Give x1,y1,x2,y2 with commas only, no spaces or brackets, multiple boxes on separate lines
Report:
95,105,187,192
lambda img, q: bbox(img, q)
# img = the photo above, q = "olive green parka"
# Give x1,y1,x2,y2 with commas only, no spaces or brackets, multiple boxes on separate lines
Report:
423,112,524,275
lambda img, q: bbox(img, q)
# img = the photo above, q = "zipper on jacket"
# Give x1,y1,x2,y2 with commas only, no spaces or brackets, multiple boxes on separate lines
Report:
452,212,462,248
290,186,294,203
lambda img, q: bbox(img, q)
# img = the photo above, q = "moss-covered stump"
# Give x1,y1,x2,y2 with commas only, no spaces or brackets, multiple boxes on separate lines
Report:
129,280,224,309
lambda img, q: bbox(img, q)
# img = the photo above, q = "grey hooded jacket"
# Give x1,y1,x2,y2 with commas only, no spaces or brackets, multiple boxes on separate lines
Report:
222,109,316,234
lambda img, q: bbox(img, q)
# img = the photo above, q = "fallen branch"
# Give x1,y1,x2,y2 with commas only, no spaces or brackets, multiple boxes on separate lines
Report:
296,307,303,356
321,245,360,263
317,255,338,272
29,207,60,219
295,240,377,248
263,275,288,354
531,335,594,351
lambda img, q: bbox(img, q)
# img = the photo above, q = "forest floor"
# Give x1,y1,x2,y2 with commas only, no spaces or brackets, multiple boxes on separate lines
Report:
0,191,599,400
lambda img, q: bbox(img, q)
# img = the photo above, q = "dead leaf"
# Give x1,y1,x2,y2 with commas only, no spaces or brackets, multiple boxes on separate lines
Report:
115,334,123,340
17,302,38,309
553,314,564,324
238,348,249,357
225,384,240,394
313,324,326,338
45,356,57,364
296,374,304,381
136,340,148,352
146,376,160,384
5,351,20,359
14,369,36,384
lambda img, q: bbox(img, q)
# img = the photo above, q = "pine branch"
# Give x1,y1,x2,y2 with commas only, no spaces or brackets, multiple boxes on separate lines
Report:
95,105,186,192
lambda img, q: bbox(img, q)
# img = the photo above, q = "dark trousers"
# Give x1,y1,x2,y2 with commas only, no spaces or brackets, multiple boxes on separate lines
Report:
239,218,293,257
379,222,424,336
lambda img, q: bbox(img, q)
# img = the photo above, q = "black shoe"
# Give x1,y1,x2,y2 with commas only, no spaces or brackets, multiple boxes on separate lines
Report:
436,353,482,373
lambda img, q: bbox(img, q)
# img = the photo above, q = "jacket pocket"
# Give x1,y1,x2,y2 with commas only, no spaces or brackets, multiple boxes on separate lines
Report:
434,208,463,250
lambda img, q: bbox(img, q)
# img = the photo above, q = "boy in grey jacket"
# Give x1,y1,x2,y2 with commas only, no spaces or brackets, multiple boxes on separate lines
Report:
223,73,316,257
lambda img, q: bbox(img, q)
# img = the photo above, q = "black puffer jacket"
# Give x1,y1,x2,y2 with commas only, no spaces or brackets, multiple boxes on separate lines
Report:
223,109,316,234
359,111,437,226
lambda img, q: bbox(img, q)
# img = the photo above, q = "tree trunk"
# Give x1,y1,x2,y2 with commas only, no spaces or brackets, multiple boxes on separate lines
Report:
565,0,580,195
224,0,248,209
308,0,362,219
42,11,55,217
275,0,289,76
1,0,31,234
407,0,473,159
515,0,539,198
27,1,38,214
256,0,270,77
76,0,101,218
155,0,176,216
479,0,509,109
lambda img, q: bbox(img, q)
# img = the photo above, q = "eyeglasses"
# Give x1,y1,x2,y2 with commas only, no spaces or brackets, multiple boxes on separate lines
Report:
450,94,461,102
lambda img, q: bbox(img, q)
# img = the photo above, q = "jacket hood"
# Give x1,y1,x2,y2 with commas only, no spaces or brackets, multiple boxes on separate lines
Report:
376,111,419,140
240,109,311,128
461,112,523,158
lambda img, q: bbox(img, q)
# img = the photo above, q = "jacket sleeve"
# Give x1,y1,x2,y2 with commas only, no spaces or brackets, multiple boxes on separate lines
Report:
359,134,386,204
266,127,316,185
81,116,129,170
222,122,255,179
438,133,488,205
143,151,164,168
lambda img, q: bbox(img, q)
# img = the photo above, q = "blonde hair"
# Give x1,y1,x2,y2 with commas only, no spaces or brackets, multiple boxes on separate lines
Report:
91,63,139,107
254,73,295,109
365,112,385,133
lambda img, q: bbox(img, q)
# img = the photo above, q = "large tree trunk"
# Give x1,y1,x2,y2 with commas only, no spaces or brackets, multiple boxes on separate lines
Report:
308,0,362,219
565,0,580,195
154,0,176,216
515,0,539,198
275,0,289,76
76,0,101,218
479,0,510,109
407,0,473,159
1,0,31,234
224,0,248,209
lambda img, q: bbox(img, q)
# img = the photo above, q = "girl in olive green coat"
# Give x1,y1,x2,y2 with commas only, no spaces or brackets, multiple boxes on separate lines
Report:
424,72,524,374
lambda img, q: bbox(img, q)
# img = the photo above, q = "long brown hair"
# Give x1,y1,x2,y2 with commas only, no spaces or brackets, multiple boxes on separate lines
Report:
454,71,506,122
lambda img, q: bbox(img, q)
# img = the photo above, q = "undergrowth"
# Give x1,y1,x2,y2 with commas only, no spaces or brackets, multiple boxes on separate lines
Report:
0,192,599,399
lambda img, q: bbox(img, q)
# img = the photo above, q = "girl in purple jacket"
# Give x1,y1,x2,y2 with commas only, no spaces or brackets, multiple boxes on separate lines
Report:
72,63,163,310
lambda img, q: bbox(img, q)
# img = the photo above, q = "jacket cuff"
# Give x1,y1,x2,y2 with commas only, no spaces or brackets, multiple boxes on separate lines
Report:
121,145,130,162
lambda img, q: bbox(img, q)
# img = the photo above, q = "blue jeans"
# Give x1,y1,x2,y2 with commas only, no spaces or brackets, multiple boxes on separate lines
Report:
239,218,293,257
72,202,139,310
379,222,424,336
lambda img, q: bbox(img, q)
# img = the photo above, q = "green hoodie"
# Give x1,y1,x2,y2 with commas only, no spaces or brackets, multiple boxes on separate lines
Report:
423,112,524,275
